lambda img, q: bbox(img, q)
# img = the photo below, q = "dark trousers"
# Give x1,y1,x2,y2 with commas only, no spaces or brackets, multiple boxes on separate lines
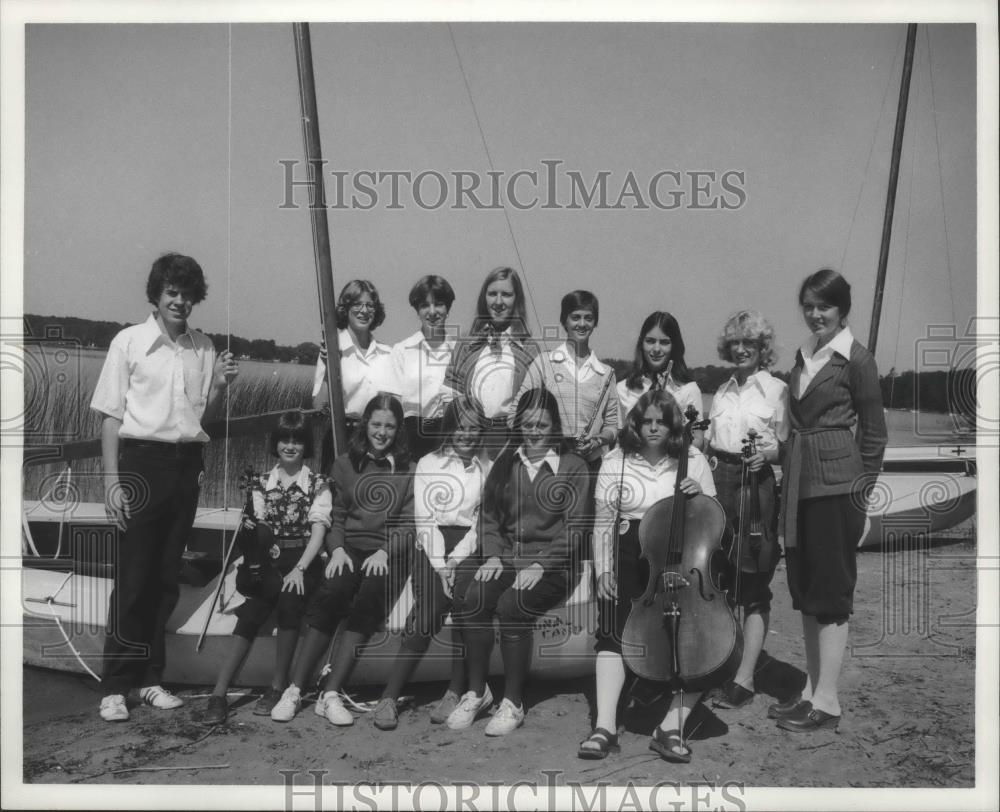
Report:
102,443,203,694
401,525,468,653
306,546,408,638
233,547,324,639
451,557,573,634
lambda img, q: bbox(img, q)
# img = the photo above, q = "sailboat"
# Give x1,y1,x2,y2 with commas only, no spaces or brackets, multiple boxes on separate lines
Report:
20,23,976,685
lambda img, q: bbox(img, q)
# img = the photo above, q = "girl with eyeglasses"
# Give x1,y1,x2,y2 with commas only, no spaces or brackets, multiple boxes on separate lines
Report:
312,280,397,469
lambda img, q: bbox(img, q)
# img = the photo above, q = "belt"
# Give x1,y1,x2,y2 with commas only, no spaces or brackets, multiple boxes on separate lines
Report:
709,447,745,465
121,438,204,457
777,426,851,550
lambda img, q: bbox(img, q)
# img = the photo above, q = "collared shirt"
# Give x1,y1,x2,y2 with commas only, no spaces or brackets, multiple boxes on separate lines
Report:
389,329,455,419
515,445,561,482
414,446,490,571
252,464,333,538
796,326,855,398
90,313,216,443
365,451,396,474
706,369,790,454
471,327,517,418
616,374,703,424
592,447,716,578
311,328,395,418
519,343,619,450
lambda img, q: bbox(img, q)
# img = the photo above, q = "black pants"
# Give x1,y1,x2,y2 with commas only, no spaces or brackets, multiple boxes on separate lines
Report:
400,525,469,653
305,546,408,638
101,442,203,694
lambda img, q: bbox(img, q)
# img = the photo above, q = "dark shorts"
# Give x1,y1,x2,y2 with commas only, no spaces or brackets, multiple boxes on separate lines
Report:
785,494,865,623
401,525,469,653
713,458,780,613
450,556,574,634
305,546,406,638
233,546,324,639
594,522,646,655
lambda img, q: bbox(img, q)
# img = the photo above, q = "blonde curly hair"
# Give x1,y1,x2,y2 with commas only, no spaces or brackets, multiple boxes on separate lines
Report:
716,310,777,368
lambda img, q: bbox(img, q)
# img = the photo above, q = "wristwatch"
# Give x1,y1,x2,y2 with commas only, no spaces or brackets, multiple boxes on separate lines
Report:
295,563,305,572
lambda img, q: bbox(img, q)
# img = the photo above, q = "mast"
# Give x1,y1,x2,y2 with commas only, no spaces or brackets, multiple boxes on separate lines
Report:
868,23,918,355
292,22,347,457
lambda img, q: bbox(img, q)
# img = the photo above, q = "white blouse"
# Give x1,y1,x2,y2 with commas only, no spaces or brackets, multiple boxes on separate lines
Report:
706,369,789,455
591,447,716,578
311,328,396,418
617,374,703,424
413,447,491,572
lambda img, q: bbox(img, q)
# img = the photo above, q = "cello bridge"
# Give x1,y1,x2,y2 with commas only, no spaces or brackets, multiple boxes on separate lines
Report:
662,571,690,591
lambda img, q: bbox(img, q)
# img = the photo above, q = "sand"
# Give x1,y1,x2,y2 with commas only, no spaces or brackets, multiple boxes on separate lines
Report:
20,528,978,797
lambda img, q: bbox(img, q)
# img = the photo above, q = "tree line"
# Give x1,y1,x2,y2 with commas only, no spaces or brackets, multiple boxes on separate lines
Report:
24,314,974,415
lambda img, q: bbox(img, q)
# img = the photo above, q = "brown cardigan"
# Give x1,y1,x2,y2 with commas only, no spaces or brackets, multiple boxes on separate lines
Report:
784,339,888,501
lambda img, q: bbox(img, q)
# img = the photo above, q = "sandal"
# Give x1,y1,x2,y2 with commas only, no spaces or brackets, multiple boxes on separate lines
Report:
649,727,692,764
577,727,619,760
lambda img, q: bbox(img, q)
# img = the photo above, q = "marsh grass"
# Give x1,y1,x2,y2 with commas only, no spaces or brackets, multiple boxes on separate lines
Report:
22,350,320,508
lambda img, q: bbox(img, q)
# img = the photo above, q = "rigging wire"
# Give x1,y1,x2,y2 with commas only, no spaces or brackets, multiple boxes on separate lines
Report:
839,30,907,275
445,23,543,334
890,44,920,408
221,23,233,560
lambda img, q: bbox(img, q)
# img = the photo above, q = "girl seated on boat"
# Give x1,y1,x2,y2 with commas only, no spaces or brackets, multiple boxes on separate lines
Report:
271,393,415,725
369,397,491,730
517,290,619,475
580,391,716,763
444,387,590,735
312,280,397,469
705,310,788,711
617,311,704,449
200,410,331,725
443,267,539,458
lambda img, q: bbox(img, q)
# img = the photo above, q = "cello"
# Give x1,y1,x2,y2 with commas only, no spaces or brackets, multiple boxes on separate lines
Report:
620,406,743,693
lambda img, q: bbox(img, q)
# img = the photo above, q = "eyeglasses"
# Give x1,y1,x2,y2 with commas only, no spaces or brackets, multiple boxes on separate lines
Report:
350,303,377,313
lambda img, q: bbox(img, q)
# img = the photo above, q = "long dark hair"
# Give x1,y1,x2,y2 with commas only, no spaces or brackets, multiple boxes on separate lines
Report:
619,390,685,459
625,311,693,391
469,266,531,340
483,387,572,526
347,393,410,472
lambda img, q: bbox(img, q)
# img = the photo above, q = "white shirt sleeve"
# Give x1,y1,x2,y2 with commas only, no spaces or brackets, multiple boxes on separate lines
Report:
307,480,333,528
447,517,478,566
592,453,622,579
687,450,717,497
89,334,130,420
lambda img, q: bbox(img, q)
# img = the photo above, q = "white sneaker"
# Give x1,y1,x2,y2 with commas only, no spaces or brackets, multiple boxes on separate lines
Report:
484,697,525,736
99,694,129,722
315,690,354,726
138,685,184,710
445,684,494,730
271,685,302,722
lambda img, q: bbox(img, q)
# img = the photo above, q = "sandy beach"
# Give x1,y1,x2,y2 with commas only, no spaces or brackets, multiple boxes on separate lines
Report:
21,526,977,794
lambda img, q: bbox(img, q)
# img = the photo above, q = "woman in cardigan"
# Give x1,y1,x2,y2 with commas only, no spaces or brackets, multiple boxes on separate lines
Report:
443,266,539,457
445,387,590,736
270,394,415,726
773,269,886,733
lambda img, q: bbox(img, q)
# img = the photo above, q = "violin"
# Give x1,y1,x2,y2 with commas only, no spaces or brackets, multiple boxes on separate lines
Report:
620,406,743,691
733,428,765,578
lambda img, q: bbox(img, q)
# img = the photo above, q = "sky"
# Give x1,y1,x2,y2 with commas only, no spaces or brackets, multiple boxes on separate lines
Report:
13,18,984,374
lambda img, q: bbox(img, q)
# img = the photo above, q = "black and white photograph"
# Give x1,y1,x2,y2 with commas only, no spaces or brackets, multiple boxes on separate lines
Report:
2,1,997,809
